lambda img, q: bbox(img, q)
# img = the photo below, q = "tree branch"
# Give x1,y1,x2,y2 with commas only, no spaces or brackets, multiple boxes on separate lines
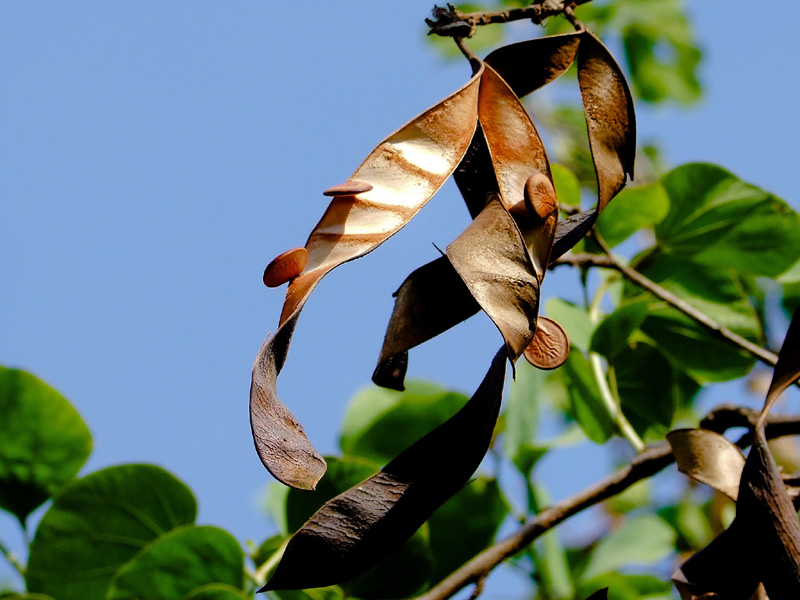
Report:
551,251,779,368
426,1,593,37
415,408,800,600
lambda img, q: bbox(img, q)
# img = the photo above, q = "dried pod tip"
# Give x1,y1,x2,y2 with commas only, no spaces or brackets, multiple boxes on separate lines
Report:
323,180,374,197
523,316,570,370
263,247,308,288
524,173,558,219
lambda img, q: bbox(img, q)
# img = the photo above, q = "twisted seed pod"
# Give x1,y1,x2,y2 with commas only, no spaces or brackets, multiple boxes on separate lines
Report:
251,64,485,489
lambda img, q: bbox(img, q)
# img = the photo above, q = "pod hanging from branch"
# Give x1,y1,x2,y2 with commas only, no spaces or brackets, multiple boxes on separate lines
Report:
264,348,508,591
251,65,485,489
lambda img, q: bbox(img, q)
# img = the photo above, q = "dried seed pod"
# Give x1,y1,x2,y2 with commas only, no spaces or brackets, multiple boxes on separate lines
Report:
263,247,308,288
322,181,374,197
524,172,558,219
523,316,569,370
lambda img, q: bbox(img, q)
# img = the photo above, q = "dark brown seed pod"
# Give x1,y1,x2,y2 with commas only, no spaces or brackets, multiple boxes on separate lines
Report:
524,172,558,219
322,181,374,197
263,247,308,288
523,316,569,370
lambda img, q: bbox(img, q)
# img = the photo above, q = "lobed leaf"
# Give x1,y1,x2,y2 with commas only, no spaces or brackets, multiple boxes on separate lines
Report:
0,366,92,525
263,348,507,590
251,64,485,488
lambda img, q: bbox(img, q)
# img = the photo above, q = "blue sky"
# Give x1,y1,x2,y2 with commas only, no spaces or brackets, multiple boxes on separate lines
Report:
2,1,799,594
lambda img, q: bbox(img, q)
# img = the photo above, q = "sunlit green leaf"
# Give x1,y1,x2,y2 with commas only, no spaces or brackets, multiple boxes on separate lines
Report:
559,351,615,444
339,382,469,465
0,366,92,524
107,526,243,600
595,183,669,247
26,464,197,600
551,163,582,208
427,477,508,584
656,163,800,277
504,361,546,472
545,298,595,353
577,573,672,600
658,498,715,553
581,514,676,580
184,583,251,600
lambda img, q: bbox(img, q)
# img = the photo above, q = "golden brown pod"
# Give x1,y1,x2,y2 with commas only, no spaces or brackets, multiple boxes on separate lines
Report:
251,63,486,489
262,247,308,288
322,181,373,197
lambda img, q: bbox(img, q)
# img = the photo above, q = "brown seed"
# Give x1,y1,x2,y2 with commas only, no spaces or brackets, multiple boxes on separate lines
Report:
523,316,570,370
263,247,308,288
524,173,558,219
322,180,373,197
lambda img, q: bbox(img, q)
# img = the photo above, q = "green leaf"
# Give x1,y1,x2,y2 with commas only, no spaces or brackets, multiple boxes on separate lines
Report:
551,164,582,208
612,342,682,438
577,573,672,600
581,514,676,580
252,534,285,570
26,464,197,600
271,587,343,600
339,382,469,465
427,478,508,584
595,183,669,247
625,252,761,382
0,366,92,524
590,299,649,359
656,163,800,277
107,525,244,600
545,298,594,353
529,484,575,600
184,583,251,600
559,351,615,444
658,499,714,553
783,282,800,318
503,361,546,472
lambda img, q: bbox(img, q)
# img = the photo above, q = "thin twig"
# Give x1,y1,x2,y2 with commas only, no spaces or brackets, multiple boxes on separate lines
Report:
427,0,596,36
414,408,800,600
552,251,780,368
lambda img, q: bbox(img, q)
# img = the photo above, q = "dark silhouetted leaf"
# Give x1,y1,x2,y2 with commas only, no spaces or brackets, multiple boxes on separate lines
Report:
106,526,244,600
656,163,800,277
590,299,649,359
251,64,485,488
26,464,196,600
264,349,507,590
577,30,636,210
0,366,91,525
667,429,745,501
339,383,469,465
613,342,680,438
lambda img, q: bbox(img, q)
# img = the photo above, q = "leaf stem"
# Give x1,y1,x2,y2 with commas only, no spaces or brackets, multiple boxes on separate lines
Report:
588,275,646,452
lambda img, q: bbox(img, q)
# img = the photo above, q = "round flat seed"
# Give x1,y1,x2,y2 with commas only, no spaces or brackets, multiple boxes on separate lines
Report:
523,316,570,370
524,173,558,219
323,180,373,197
263,247,308,288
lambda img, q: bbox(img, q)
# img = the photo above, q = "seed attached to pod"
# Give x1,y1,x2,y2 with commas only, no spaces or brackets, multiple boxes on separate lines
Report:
322,180,374,197
263,247,308,288
524,173,558,219
523,316,570,370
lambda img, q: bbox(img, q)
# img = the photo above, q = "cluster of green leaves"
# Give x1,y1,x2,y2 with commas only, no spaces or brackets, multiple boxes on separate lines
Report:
0,366,248,600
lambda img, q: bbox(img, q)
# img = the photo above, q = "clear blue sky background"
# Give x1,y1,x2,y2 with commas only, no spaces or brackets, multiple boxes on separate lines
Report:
2,1,799,594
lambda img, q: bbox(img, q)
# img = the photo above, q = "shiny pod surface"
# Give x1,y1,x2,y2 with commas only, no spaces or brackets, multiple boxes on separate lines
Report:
263,247,308,288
